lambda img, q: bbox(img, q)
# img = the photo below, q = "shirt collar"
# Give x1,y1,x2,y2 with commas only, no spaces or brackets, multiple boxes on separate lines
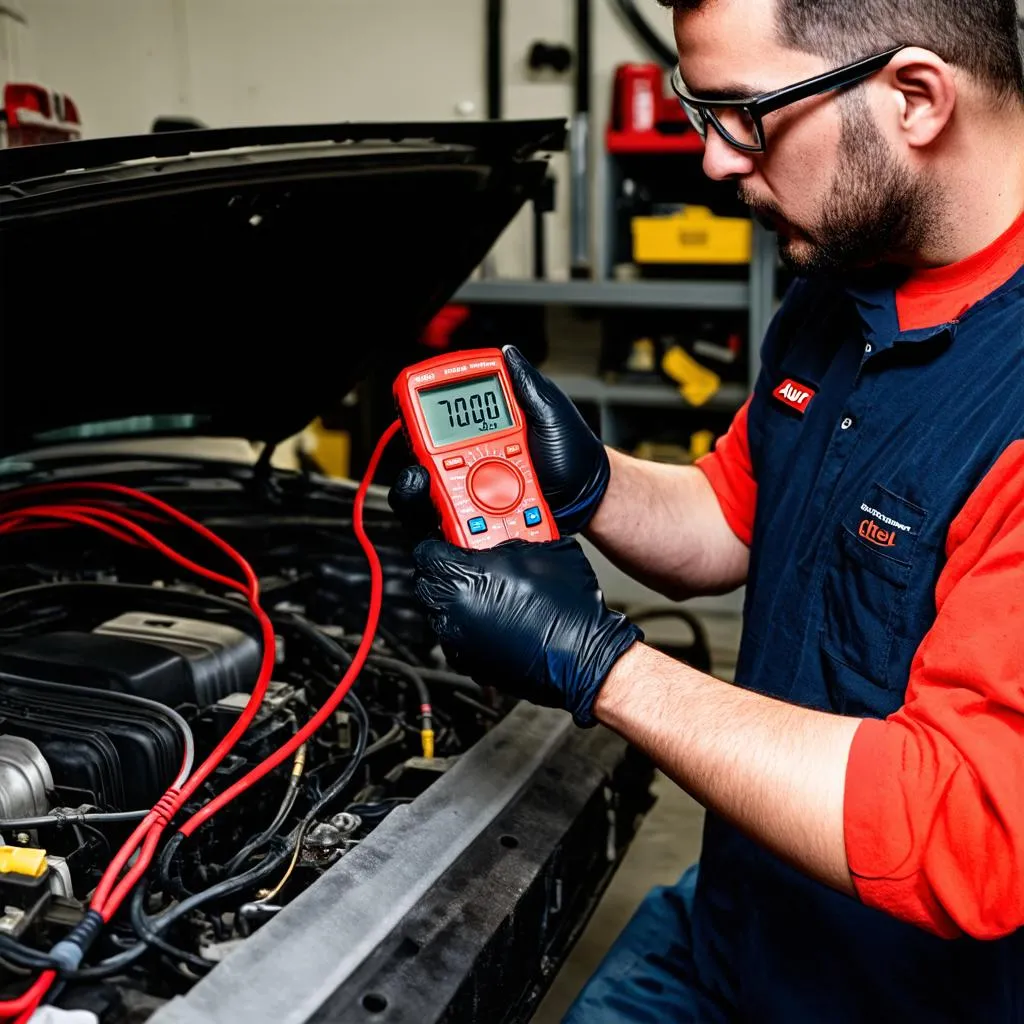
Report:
843,271,953,353
897,208,1024,330
842,207,1024,347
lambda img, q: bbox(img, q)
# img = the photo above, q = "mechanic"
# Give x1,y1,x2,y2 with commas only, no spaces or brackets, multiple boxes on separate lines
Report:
390,0,1024,1019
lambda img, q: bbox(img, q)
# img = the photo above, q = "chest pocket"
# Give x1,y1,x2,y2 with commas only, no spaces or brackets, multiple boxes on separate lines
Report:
820,484,928,717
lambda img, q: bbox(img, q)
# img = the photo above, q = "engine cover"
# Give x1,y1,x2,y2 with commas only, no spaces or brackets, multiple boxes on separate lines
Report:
0,612,260,707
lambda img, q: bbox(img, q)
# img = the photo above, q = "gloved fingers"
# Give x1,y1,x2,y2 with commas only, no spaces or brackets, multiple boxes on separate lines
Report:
414,573,460,610
425,617,473,675
426,611,453,643
514,536,591,576
412,539,486,609
439,637,470,673
388,465,438,541
413,537,481,572
502,345,562,425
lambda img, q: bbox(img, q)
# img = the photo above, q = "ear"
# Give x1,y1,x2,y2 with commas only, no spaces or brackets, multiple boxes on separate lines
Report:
879,47,957,149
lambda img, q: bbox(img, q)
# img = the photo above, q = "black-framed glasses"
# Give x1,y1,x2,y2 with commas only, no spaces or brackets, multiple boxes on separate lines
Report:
670,45,906,153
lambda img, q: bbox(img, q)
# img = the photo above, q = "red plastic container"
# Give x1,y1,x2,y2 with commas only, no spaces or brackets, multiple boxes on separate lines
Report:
612,63,663,134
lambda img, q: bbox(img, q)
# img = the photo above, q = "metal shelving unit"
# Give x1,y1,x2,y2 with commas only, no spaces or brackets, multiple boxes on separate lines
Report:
454,144,779,436
455,223,775,395
549,374,746,448
453,278,749,311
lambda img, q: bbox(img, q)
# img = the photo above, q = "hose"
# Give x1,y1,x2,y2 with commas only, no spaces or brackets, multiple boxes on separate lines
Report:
409,666,484,695
129,883,214,975
451,691,502,721
364,656,433,758
608,0,677,67
74,847,290,981
370,621,424,669
0,937,57,972
362,723,404,759
0,810,148,831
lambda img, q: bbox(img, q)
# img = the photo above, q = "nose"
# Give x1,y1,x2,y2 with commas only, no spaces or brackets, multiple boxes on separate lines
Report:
701,127,756,182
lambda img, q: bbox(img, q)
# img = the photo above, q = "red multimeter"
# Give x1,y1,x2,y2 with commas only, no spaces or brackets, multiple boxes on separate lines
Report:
394,348,559,550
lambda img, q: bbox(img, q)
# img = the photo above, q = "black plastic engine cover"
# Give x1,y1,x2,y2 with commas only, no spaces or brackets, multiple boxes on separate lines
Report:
0,613,260,707
0,678,184,809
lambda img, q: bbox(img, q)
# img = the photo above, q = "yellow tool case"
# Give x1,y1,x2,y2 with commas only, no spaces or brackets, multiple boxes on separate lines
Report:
632,205,753,265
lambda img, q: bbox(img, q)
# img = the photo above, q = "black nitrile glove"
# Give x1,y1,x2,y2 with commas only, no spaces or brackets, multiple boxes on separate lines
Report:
413,538,643,727
389,346,610,538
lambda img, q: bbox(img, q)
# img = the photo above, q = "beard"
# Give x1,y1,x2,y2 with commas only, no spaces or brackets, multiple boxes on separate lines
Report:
739,95,937,277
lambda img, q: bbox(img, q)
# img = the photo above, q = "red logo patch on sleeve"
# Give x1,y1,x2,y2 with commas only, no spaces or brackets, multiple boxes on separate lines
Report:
773,378,817,415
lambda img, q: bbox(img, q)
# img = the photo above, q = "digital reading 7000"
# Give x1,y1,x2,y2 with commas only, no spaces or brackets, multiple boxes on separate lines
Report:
419,375,514,448
394,349,558,550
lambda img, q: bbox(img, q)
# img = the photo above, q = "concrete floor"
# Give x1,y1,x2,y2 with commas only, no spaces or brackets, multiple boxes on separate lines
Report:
531,602,743,1023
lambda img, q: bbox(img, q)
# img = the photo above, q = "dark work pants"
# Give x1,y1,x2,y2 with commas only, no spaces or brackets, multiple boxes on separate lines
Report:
562,865,730,1023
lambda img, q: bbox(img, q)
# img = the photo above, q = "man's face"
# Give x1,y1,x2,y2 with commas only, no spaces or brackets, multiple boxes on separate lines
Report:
674,0,929,274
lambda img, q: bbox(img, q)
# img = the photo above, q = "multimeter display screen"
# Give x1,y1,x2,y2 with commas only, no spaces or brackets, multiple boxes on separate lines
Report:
419,375,514,447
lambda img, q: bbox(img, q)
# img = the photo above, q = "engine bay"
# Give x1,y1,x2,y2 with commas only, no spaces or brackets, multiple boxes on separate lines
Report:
0,459,508,1021
0,120,658,1024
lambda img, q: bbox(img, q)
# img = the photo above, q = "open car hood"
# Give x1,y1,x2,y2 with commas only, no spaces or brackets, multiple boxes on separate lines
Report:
0,120,565,457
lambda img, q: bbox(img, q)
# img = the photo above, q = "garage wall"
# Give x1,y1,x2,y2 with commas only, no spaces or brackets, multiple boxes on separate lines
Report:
25,1,184,131
0,1,36,83
21,0,665,279
19,2,1024,276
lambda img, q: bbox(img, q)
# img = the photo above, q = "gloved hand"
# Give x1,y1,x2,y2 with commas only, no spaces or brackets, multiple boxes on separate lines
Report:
389,346,610,537
413,537,643,727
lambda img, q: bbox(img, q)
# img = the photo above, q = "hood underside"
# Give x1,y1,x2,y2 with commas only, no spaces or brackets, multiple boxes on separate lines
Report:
0,120,565,456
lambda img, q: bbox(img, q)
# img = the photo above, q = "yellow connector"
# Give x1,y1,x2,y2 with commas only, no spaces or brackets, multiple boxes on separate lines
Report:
662,347,722,407
0,846,47,878
421,729,435,760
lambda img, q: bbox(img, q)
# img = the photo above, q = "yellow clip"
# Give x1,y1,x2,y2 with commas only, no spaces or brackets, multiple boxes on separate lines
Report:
0,846,48,878
690,430,716,460
421,729,435,760
662,347,722,408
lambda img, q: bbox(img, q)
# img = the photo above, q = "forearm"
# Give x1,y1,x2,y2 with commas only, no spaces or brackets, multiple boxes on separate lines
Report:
586,449,749,600
596,644,860,894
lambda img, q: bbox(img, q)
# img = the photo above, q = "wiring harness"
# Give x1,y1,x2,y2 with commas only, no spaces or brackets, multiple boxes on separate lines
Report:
0,421,403,1022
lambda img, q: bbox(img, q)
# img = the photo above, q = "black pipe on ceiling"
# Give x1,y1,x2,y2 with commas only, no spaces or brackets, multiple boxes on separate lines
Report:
569,0,593,278
609,0,677,67
486,0,503,120
576,0,592,115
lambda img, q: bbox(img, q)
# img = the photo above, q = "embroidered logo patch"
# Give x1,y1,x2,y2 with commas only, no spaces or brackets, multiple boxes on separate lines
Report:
858,503,913,551
773,379,816,415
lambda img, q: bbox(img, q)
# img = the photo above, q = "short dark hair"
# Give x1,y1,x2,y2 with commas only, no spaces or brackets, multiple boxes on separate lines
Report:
659,0,1024,101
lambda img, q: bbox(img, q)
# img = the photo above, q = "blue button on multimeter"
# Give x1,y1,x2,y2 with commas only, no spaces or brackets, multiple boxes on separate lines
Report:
468,517,488,535
524,507,542,527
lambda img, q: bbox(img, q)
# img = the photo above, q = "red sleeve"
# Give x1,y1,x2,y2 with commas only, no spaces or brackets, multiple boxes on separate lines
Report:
844,440,1024,940
696,399,756,547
